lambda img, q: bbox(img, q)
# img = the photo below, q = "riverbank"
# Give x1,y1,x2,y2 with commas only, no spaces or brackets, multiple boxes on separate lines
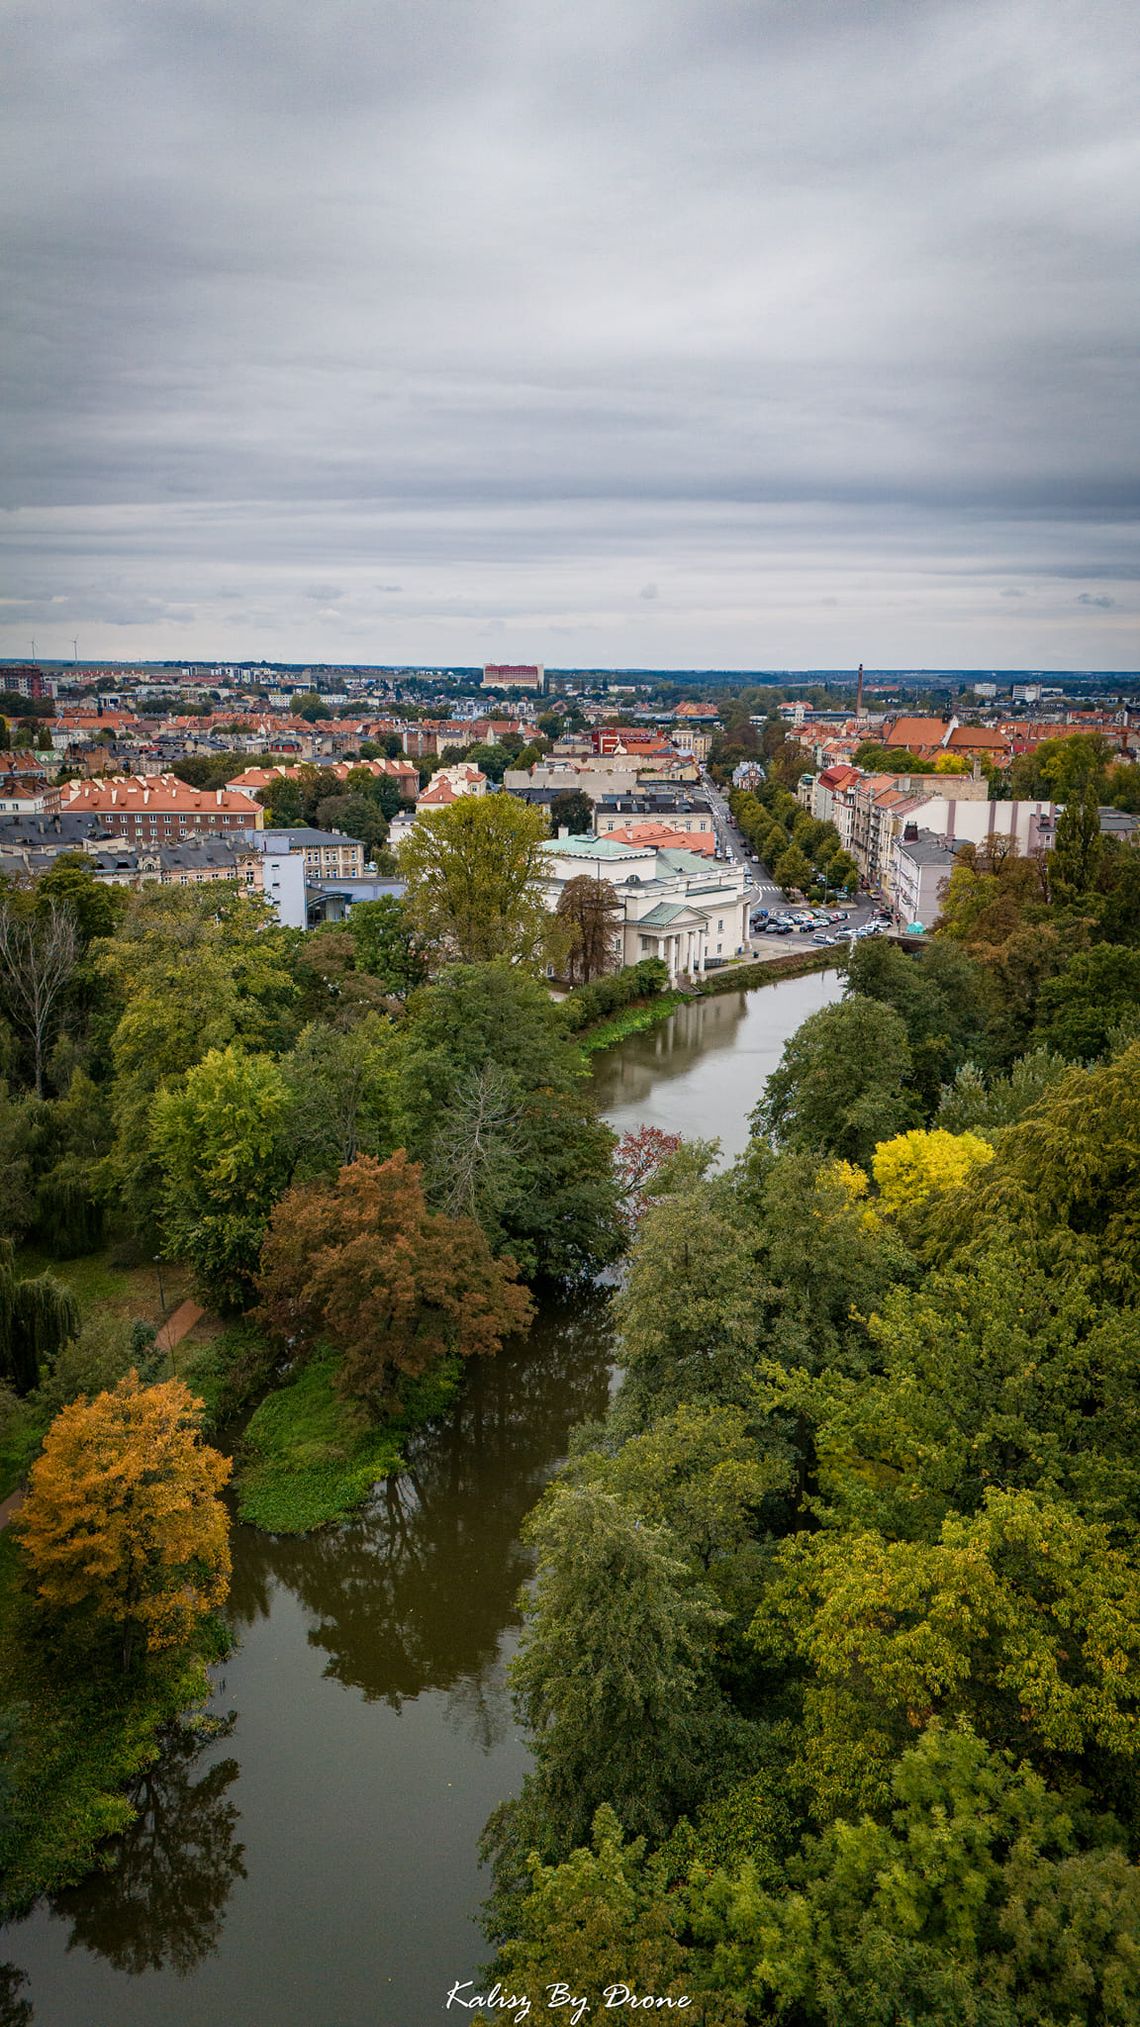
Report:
234,1352,462,1534
0,1529,228,1918
573,989,683,1055
693,944,837,995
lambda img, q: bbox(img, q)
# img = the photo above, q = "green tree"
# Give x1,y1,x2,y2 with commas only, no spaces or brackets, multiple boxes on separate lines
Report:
752,996,919,1168
399,963,623,1280
846,937,985,1113
0,1239,79,1395
345,895,428,1000
510,1483,726,1851
1032,945,1140,1060
758,1489,1140,1821
283,1017,395,1180
549,789,594,836
773,843,813,894
1049,784,1103,903
699,1724,1140,2027
399,796,557,967
151,1046,293,1308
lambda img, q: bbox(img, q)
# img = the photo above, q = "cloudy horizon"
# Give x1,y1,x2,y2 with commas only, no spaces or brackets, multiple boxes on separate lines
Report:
2,0,1137,669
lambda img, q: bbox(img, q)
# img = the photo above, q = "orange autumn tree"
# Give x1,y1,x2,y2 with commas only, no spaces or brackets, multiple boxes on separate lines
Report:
16,1373,231,1672
255,1150,534,1410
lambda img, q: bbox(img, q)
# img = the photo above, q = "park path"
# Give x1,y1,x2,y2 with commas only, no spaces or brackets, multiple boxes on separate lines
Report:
0,1299,207,1531
155,1298,204,1356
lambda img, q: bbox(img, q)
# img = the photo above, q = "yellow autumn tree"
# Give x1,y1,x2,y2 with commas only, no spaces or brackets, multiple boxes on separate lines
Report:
16,1373,231,1670
871,1126,995,1216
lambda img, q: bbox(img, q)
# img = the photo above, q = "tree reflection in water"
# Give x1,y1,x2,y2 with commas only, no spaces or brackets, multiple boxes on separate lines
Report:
227,1290,615,1718
0,1964,33,2027
50,1729,246,1976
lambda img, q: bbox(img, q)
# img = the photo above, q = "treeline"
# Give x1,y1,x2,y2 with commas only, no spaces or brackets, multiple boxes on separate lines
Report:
730,779,859,897
478,824,1140,2021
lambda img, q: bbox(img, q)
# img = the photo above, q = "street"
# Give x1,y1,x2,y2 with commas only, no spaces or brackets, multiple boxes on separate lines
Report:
700,771,877,952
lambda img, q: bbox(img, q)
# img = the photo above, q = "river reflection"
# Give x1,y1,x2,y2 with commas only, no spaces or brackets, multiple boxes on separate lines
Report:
591,971,842,1161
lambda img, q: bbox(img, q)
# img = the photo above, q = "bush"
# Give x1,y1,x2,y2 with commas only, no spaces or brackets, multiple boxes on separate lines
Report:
560,960,670,1034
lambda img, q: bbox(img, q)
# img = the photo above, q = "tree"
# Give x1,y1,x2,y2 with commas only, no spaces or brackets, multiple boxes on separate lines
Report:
345,895,427,1000
758,1488,1140,1821
283,1017,395,1180
151,1046,293,1308
871,1127,995,1215
549,789,595,837
556,875,623,984
289,691,330,721
510,1483,725,1850
1049,784,1103,903
255,1151,534,1410
613,1126,683,1224
752,996,919,1169
0,1238,79,1395
0,902,78,1096
846,936,985,1113
699,1724,1140,2027
612,1173,761,1426
16,1374,230,1670
398,795,558,967
773,844,813,895
399,963,624,1280
1032,945,1140,1060
314,793,389,861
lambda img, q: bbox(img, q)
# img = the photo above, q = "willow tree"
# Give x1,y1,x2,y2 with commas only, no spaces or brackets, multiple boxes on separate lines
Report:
0,1239,80,1394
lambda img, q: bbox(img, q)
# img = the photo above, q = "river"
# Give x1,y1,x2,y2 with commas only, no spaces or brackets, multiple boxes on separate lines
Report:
3,971,841,2027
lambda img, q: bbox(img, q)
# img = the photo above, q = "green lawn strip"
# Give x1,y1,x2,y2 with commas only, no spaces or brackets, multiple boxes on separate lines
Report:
0,1533,225,1918
234,1350,462,1534
575,991,684,1056
0,1398,47,1503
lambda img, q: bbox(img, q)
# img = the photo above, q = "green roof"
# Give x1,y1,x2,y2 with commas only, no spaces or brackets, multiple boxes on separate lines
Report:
541,834,641,859
637,901,701,927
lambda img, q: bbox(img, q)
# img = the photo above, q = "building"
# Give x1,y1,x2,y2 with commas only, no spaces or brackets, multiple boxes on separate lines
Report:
481,663,545,693
416,764,488,812
258,827,365,880
592,791,716,848
0,665,52,700
539,835,751,979
227,758,419,801
61,774,263,841
891,829,962,929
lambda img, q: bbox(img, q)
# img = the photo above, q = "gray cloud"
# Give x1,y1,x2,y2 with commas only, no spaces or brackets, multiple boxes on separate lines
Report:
1,0,1138,665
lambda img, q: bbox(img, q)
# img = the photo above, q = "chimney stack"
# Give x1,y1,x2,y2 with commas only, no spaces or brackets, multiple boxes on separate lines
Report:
855,663,864,718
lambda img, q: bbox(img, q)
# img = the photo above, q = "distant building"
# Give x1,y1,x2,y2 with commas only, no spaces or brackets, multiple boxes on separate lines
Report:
1,665,51,700
481,663,545,694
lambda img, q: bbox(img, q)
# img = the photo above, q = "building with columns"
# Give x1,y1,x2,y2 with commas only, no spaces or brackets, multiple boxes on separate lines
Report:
539,834,752,979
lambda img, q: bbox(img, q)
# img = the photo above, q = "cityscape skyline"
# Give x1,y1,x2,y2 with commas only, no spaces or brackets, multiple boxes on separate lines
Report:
3,0,1137,669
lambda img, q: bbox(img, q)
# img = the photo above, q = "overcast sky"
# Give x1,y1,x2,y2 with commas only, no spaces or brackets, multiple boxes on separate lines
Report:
2,0,1137,669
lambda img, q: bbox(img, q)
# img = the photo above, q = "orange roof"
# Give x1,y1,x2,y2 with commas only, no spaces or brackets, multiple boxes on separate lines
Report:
605,821,716,856
418,779,457,805
882,717,951,750
62,773,261,817
943,725,1009,752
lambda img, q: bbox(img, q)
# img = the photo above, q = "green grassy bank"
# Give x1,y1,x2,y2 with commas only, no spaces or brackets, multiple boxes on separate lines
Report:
691,946,837,996
573,990,683,1055
234,1351,462,1534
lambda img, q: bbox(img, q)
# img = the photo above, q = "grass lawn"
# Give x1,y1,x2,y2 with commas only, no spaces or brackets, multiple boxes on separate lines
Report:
235,1351,461,1534
13,1244,195,1332
0,1531,224,1917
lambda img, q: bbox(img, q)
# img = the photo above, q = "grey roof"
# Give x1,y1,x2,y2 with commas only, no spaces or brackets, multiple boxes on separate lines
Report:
261,826,359,847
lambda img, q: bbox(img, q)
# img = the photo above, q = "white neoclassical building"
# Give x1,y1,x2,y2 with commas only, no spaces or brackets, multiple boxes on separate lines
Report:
540,834,752,979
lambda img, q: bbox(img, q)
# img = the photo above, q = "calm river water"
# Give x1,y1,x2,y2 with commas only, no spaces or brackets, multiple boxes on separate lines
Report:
4,971,841,2027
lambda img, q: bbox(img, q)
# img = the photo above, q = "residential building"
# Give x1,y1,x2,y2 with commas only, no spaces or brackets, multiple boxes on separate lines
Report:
592,791,715,847
416,764,487,811
258,827,365,879
481,663,545,693
892,829,962,929
61,774,263,840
